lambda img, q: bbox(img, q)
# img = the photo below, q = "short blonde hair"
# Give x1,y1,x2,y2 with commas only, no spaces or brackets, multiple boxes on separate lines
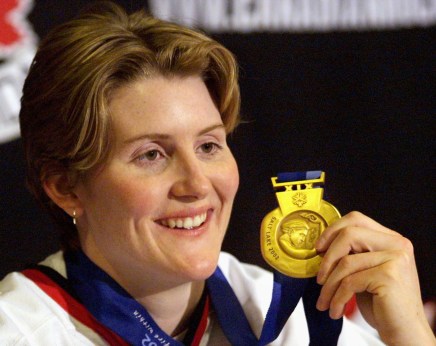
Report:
19,2,240,250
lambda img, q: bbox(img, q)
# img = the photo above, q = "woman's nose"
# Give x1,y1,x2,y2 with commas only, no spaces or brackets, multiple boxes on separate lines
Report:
169,155,211,200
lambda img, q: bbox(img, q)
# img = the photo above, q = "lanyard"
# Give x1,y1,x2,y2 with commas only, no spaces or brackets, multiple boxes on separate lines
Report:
25,249,342,345
66,248,342,345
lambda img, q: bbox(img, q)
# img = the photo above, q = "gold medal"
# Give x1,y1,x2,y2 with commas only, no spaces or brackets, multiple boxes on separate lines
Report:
260,171,341,278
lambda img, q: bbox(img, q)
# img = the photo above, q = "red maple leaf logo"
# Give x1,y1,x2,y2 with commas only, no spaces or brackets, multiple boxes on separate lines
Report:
0,0,22,46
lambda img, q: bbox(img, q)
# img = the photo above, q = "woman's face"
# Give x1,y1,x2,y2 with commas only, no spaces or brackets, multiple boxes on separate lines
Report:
74,75,239,289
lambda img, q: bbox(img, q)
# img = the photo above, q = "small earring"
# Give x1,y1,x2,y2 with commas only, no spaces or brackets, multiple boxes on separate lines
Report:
73,210,77,225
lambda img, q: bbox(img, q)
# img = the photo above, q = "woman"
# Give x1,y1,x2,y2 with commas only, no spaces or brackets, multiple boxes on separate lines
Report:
0,2,433,345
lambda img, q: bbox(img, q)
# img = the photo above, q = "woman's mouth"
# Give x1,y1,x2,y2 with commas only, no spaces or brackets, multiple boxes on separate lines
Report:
158,212,207,230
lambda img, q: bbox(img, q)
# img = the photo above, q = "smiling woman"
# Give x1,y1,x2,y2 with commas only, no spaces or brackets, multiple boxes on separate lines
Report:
19,1,240,252
0,1,434,345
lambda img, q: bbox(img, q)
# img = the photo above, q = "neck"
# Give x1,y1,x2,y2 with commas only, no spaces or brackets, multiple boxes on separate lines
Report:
136,280,205,336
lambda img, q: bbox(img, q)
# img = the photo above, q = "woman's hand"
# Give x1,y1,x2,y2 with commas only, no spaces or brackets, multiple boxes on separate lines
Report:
315,211,435,345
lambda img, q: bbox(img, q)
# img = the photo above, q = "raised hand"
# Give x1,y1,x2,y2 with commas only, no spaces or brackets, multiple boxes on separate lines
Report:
315,211,435,345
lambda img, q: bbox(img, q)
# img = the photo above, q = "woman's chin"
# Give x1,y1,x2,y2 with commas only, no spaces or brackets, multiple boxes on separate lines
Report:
181,255,220,282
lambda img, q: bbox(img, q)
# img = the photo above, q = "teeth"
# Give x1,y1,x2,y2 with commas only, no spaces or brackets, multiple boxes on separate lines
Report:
193,215,201,225
160,212,207,229
184,218,193,229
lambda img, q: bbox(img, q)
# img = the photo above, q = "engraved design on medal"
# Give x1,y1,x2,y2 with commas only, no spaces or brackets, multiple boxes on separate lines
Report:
292,192,307,207
278,211,327,260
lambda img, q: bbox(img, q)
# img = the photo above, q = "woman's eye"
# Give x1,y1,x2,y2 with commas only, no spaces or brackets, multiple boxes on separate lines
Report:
200,142,221,154
138,150,160,161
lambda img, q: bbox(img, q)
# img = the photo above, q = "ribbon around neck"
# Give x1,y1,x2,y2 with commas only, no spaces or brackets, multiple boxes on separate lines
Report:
64,250,342,345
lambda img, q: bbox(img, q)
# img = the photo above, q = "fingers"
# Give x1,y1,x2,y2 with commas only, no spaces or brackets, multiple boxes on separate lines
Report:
316,251,393,319
313,211,434,344
315,212,412,285
316,211,398,252
316,227,410,284
314,211,417,320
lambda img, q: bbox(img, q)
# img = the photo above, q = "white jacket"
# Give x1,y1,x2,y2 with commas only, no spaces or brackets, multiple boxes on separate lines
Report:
0,251,384,345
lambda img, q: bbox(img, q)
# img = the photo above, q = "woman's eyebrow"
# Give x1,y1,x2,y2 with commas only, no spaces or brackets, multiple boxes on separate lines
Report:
122,123,225,146
198,123,225,136
123,133,170,146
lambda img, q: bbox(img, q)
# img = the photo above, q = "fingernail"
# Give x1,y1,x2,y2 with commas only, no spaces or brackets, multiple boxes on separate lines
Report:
330,306,344,320
316,297,327,311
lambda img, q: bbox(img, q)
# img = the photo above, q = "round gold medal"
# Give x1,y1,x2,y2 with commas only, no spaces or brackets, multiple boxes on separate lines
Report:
260,172,340,278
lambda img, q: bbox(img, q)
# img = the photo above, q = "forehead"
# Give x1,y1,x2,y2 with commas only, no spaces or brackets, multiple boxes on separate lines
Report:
106,75,223,143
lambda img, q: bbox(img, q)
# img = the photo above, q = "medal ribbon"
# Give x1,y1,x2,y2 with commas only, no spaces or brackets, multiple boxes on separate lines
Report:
25,254,341,346
207,260,343,346
66,250,341,346
31,240,341,345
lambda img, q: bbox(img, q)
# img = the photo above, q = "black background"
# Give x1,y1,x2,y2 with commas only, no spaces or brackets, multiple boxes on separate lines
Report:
1,1,434,301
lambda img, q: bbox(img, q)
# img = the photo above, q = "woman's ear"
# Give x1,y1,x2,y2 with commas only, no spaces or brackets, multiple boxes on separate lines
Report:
43,173,83,218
